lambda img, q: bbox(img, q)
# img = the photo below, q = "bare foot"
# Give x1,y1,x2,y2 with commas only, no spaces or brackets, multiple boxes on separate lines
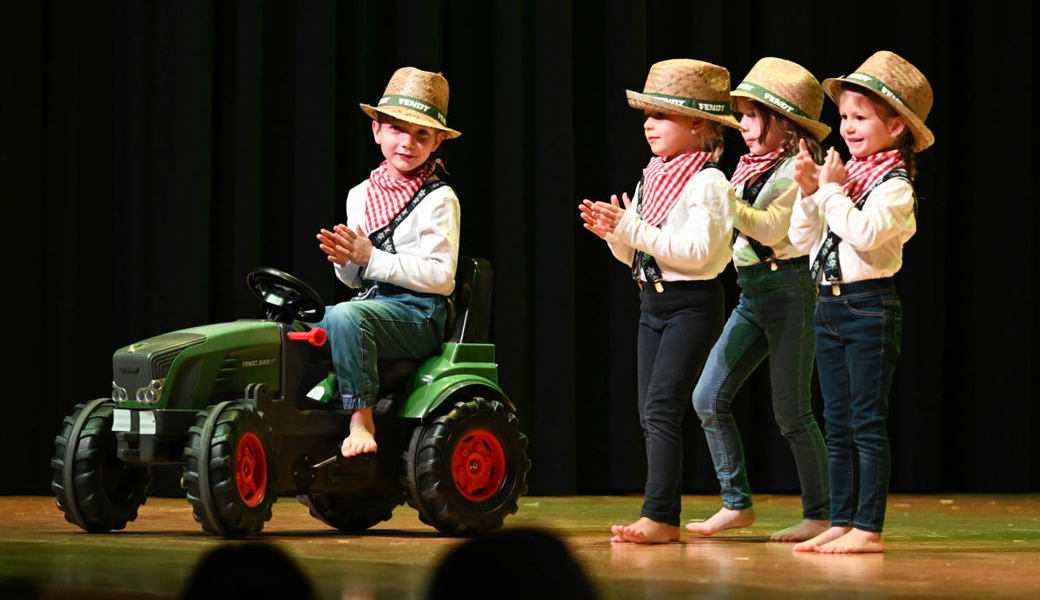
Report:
341,408,378,457
685,507,755,535
816,528,883,554
769,519,830,542
792,526,850,552
610,517,680,544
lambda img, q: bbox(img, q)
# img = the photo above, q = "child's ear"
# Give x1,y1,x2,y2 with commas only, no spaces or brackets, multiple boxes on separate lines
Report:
431,131,446,152
888,116,907,139
689,116,705,134
371,120,381,140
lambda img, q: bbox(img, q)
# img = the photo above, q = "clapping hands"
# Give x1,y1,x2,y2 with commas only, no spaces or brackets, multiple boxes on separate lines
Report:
579,193,631,240
794,140,847,197
317,224,373,267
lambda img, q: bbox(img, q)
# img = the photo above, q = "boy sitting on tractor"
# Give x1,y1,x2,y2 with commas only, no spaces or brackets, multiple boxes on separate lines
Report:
312,66,462,457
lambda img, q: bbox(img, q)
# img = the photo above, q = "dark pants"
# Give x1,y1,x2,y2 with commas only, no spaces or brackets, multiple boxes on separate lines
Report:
636,278,725,526
815,279,901,533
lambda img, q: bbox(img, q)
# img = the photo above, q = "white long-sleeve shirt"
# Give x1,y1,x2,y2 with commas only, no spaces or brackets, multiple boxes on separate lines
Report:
731,156,807,267
607,167,734,281
333,179,460,296
788,177,916,285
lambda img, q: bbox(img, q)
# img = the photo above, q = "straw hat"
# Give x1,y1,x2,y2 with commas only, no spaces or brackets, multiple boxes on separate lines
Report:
822,51,933,151
731,57,831,142
360,67,461,139
627,59,742,130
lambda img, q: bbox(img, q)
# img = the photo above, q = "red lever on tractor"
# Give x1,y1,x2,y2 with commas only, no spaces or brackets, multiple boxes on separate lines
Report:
288,328,327,347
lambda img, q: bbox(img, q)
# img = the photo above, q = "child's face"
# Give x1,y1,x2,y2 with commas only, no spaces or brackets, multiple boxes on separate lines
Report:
371,117,445,179
642,111,701,159
836,90,906,159
735,98,784,156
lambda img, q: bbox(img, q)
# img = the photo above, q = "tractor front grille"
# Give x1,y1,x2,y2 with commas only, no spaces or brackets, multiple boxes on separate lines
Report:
113,332,206,397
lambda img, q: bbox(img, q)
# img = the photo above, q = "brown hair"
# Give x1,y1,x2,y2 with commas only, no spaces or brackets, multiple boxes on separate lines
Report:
734,98,824,164
698,119,726,158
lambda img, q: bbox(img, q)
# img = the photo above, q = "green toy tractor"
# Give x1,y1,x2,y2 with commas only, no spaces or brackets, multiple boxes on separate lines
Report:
51,257,530,538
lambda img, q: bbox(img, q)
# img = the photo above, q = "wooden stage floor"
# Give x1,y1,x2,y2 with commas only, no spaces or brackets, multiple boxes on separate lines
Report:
1,493,1038,599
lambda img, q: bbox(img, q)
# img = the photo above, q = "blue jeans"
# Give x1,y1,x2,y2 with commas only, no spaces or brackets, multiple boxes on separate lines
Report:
636,279,724,526
815,279,901,533
311,288,446,409
692,259,829,519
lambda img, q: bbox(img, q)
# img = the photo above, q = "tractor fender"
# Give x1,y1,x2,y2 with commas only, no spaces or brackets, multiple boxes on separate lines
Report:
400,375,514,420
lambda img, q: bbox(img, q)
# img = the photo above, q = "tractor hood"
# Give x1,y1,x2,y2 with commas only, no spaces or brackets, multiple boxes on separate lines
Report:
111,320,282,410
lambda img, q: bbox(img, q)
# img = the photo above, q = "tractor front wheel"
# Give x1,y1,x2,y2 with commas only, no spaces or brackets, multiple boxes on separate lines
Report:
51,399,150,532
182,402,276,537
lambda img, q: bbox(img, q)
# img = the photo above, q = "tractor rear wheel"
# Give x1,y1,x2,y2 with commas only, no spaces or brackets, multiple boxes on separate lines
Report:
182,401,276,537
405,397,530,535
51,399,150,532
297,490,405,531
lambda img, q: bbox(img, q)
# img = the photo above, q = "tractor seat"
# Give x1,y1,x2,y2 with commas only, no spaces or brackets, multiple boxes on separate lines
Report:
376,256,493,392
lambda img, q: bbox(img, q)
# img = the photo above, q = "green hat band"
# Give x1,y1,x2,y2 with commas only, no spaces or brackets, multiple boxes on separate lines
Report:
844,72,910,111
377,94,448,126
734,82,813,120
643,92,730,116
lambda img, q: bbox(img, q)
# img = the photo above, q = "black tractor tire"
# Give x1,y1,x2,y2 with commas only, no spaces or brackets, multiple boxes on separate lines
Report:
182,401,277,537
297,490,405,532
51,399,150,532
405,396,530,535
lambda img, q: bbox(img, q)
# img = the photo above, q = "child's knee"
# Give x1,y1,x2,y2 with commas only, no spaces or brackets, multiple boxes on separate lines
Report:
691,387,712,417
691,379,725,418
324,302,365,331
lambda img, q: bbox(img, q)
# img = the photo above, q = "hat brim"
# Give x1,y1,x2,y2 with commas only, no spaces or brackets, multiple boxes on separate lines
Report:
626,90,743,130
730,89,832,142
822,77,933,152
360,103,462,139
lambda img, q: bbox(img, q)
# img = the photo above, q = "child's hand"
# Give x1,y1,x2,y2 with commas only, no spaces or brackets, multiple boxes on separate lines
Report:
818,146,847,188
317,226,350,265
579,194,629,239
793,139,820,197
578,200,609,239
334,224,374,267
317,225,373,266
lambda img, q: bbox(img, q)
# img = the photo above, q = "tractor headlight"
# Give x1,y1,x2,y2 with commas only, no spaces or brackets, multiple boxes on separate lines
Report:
135,379,165,405
112,382,129,403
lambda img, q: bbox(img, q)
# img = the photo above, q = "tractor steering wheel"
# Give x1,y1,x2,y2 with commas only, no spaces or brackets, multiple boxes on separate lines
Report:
246,268,326,324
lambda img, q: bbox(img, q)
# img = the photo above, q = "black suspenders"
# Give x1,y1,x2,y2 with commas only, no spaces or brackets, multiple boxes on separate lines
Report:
630,163,721,291
734,164,781,268
367,175,449,254
809,168,913,295
359,173,450,295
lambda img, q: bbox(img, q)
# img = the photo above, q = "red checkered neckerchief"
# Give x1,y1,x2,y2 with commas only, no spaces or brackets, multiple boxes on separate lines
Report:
639,151,710,227
730,147,786,188
363,160,439,234
841,150,905,203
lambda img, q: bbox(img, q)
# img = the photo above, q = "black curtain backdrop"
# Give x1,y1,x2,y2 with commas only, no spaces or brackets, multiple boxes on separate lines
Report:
1,0,1035,497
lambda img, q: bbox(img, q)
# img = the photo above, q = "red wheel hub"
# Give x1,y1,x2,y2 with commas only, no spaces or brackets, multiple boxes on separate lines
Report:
235,432,268,507
451,429,506,502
